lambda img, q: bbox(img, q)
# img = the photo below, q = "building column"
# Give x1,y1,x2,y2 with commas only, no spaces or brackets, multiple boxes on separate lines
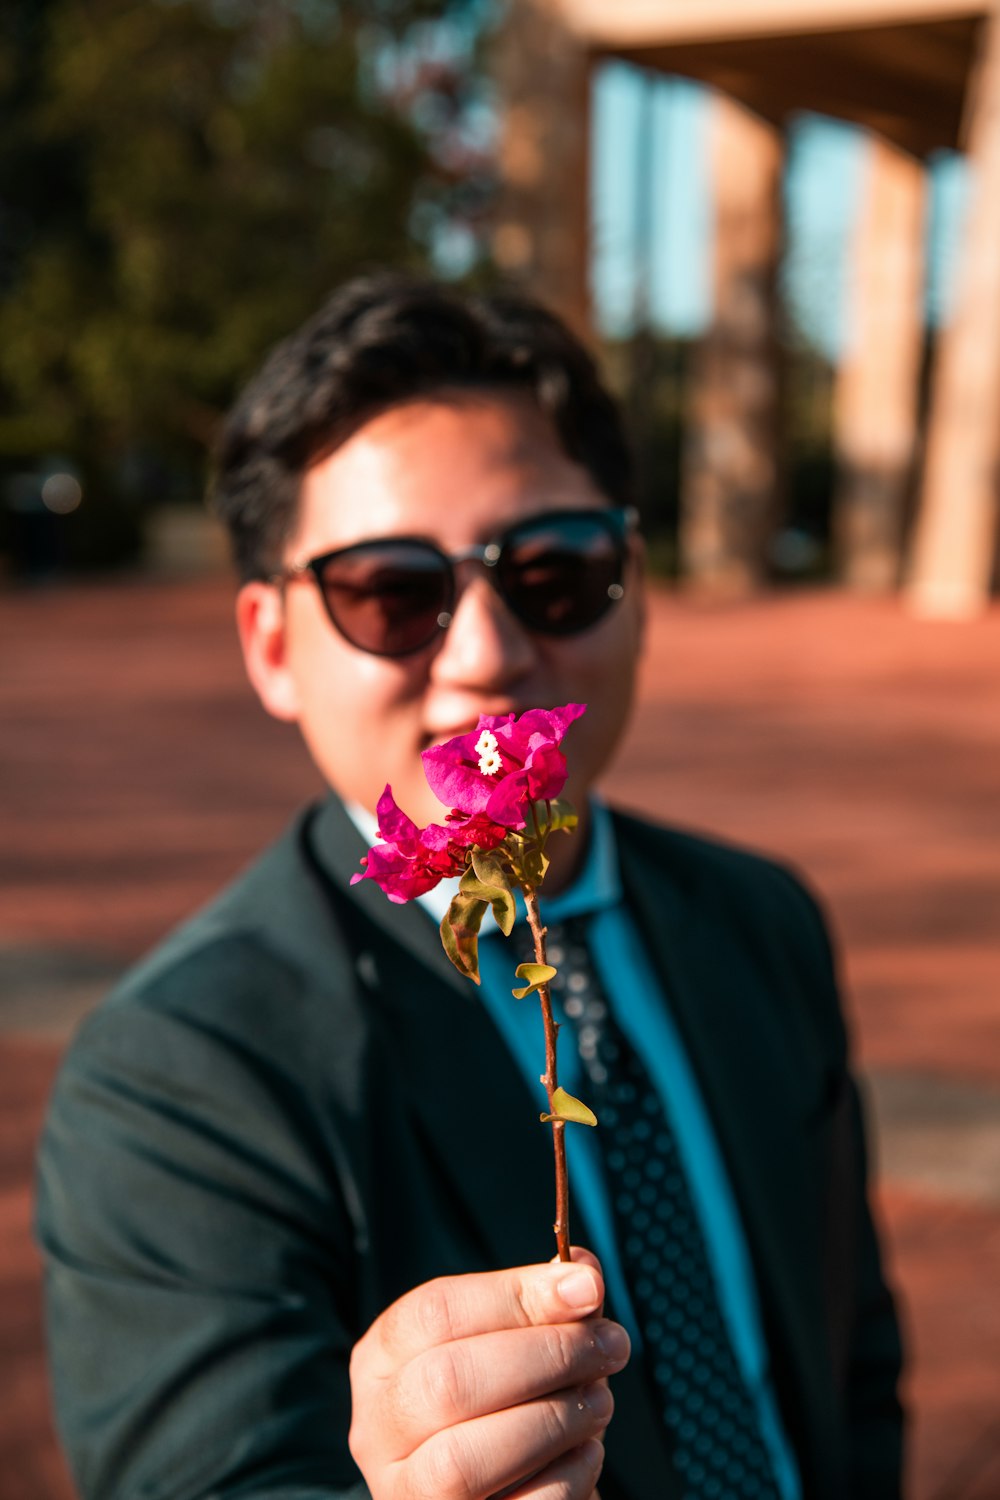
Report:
833,138,927,592
491,0,591,340
906,6,1000,616
681,95,785,595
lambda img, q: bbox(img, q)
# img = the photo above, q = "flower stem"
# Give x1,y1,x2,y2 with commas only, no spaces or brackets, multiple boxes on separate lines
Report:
524,887,571,1262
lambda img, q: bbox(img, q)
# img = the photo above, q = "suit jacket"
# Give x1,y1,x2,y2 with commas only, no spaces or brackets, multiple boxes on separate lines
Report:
36,796,904,1500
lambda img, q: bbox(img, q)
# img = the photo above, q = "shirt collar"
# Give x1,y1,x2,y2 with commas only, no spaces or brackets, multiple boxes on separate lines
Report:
343,797,622,931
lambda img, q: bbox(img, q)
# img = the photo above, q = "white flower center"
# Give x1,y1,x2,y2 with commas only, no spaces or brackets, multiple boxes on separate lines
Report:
478,747,502,777
475,731,502,776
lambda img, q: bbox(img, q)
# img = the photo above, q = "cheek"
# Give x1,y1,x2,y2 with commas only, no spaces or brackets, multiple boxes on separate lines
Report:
553,618,641,784
289,640,432,800
582,604,642,701
291,626,408,722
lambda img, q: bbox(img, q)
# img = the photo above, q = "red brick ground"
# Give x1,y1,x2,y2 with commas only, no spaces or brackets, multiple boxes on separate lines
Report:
0,1039,76,1500
4,576,1000,1500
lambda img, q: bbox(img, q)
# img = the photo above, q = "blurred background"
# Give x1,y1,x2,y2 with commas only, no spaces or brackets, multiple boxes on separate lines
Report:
3,2,1000,1497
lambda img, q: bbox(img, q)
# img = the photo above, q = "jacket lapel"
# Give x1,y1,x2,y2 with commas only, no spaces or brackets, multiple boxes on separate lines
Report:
311,796,557,1271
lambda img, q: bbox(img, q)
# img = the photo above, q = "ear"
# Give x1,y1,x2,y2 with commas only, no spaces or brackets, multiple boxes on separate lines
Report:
236,581,302,723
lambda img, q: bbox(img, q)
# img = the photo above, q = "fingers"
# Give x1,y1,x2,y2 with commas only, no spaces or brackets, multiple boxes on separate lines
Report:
557,1248,601,1273
348,1256,628,1500
366,1259,606,1375
497,1441,605,1500
397,1385,613,1500
381,1317,629,1452
555,1248,604,1316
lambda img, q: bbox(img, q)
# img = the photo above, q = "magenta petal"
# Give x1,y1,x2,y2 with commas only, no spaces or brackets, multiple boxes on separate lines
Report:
375,786,422,848
485,769,533,828
418,821,455,851
490,716,529,764
360,841,411,884
475,711,518,739
421,739,494,815
444,811,509,849
381,873,438,902
524,743,569,802
355,839,448,903
421,704,586,819
518,703,587,745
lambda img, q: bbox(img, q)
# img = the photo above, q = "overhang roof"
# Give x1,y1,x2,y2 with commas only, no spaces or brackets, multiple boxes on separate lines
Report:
554,0,990,154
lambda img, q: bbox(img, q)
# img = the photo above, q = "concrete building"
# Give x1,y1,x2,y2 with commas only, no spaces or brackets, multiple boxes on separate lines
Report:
493,1,1000,611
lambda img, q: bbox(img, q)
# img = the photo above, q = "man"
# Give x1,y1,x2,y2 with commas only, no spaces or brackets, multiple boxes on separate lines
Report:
37,274,904,1500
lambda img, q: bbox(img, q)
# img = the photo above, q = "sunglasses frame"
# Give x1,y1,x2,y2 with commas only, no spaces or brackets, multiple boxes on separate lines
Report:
273,505,639,658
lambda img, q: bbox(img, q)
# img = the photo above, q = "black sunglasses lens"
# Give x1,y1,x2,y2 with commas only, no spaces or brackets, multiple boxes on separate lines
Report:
317,542,451,656
497,514,624,635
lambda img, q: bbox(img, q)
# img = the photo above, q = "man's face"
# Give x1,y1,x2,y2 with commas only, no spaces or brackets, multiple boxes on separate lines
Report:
238,389,644,844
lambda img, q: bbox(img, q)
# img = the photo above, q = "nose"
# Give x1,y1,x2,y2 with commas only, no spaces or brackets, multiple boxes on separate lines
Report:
428,568,535,691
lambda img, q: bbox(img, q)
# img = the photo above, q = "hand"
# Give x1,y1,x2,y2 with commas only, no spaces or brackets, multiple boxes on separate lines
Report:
348,1251,630,1500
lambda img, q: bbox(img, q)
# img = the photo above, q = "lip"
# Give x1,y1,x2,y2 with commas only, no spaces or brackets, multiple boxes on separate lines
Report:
422,708,522,750
421,723,481,752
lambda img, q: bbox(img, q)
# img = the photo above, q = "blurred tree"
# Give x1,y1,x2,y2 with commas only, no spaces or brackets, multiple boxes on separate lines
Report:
0,0,495,568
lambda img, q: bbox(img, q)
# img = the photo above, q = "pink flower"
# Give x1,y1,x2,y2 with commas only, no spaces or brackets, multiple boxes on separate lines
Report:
421,704,586,830
350,788,506,903
443,809,511,848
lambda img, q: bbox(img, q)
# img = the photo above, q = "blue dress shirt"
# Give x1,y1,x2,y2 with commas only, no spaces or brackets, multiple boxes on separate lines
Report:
350,798,801,1500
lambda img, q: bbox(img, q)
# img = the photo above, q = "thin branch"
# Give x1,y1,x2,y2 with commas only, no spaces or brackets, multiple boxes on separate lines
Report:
524,887,570,1262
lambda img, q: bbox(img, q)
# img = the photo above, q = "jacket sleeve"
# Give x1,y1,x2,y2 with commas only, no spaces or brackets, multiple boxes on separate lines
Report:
779,868,906,1499
35,937,370,1500
842,1074,906,1500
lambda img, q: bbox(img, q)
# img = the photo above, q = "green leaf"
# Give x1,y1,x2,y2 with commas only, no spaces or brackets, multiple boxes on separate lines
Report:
511,962,557,998
534,798,579,834
521,848,550,888
490,890,517,936
459,869,516,936
540,1087,598,1127
440,894,489,984
471,849,514,891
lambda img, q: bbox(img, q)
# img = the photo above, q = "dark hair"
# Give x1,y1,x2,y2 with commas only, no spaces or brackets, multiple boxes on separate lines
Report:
209,272,634,581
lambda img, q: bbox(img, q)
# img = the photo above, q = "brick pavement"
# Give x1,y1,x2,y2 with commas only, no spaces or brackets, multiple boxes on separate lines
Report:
3,575,1000,1500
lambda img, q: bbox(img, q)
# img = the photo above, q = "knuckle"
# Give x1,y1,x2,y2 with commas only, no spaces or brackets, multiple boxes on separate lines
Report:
348,1334,370,1387
413,1429,471,1500
377,1277,455,1362
538,1394,574,1450
346,1413,368,1469
422,1343,471,1424
347,1401,379,1475
348,1351,377,1467
531,1319,593,1393
566,1440,606,1499
376,1297,411,1357
411,1277,460,1348
379,1343,478,1455
544,1319,583,1376
385,1371,423,1439
512,1270,542,1327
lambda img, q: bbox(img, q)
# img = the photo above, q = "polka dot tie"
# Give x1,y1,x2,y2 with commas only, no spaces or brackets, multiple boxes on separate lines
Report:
541,917,781,1500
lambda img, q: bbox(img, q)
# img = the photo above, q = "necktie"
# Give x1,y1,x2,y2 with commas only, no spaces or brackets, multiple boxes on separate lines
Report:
540,915,781,1500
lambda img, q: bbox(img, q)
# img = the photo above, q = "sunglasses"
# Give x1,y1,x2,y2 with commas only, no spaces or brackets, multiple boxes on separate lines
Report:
275,506,637,658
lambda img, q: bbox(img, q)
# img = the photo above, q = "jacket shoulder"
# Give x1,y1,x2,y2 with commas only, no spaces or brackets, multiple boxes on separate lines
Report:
74,802,363,1060
611,805,829,930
